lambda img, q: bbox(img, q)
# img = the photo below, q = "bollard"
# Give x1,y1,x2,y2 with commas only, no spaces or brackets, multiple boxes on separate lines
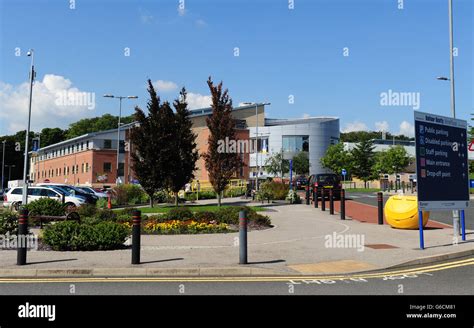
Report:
131,210,141,265
390,181,393,191
314,187,318,208
410,181,414,194
461,210,466,241
107,194,112,209
340,189,345,220
377,192,384,225
418,211,424,250
402,181,405,193
305,186,310,205
329,189,334,215
17,209,28,266
321,188,326,211
239,210,248,264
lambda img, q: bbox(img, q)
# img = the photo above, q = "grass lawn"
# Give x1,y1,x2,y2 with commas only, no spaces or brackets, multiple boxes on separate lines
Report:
120,204,267,214
344,188,380,193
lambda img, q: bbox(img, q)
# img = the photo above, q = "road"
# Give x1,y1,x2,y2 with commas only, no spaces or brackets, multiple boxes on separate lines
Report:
345,191,474,230
0,257,472,295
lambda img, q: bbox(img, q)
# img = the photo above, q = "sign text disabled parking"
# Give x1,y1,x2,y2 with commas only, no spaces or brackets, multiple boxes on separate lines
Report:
414,111,469,210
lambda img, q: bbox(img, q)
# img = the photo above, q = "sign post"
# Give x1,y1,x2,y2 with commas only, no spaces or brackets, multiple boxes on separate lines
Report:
414,111,469,249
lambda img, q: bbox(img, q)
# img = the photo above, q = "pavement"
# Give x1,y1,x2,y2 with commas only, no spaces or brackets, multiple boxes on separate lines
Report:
0,197,473,278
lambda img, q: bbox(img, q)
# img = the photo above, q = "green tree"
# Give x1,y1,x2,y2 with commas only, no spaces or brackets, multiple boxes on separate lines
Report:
169,88,199,206
351,139,377,188
264,151,290,179
66,114,134,138
320,143,353,176
130,80,175,207
39,128,67,147
292,151,310,176
373,145,410,175
203,77,242,207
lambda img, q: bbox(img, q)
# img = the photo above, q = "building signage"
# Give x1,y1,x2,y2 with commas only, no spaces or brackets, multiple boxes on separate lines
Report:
414,111,469,210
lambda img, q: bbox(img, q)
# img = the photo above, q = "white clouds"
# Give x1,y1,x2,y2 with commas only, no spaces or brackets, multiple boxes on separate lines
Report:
153,80,178,92
186,92,211,109
0,74,95,134
398,121,414,137
374,121,389,132
342,121,368,133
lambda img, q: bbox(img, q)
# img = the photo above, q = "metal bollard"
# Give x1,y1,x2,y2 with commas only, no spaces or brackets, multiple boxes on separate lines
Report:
329,189,334,215
377,192,384,225
402,181,406,193
321,188,326,211
314,187,318,208
131,210,141,265
239,210,248,264
306,186,310,205
340,189,345,220
410,181,414,194
390,181,393,191
17,209,28,266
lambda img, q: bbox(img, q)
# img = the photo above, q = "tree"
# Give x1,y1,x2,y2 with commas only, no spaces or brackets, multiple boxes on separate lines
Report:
351,139,377,188
373,145,410,175
320,143,353,176
130,80,175,207
264,151,290,179
292,151,310,176
169,88,199,206
66,114,134,138
39,128,67,147
203,77,242,207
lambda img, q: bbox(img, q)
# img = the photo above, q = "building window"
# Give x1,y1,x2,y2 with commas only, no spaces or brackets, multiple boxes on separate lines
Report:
86,141,90,149
81,163,84,173
103,139,112,149
103,162,112,173
76,165,79,173
282,135,309,152
81,142,84,151
85,163,89,173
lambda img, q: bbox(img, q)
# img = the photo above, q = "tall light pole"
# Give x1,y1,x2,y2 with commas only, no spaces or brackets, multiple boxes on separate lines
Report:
437,0,459,235
1,140,5,191
21,49,35,206
103,94,138,185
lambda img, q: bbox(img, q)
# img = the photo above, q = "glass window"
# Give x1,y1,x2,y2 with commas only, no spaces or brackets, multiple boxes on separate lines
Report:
11,188,22,195
28,188,42,196
282,136,309,152
103,162,112,172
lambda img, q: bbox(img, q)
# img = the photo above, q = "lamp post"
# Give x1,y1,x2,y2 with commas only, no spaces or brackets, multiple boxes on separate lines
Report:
103,94,138,185
1,140,5,191
21,49,35,206
437,0,459,235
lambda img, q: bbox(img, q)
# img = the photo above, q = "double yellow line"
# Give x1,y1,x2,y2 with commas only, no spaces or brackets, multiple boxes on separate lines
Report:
0,258,472,283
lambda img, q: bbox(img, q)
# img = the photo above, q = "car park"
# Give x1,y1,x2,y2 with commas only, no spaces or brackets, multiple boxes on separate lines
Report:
308,173,342,199
36,183,98,204
3,186,87,211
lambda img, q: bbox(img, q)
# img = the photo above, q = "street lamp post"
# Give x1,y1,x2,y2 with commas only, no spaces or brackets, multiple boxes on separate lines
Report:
103,94,138,185
21,49,35,206
437,0,459,235
1,140,5,191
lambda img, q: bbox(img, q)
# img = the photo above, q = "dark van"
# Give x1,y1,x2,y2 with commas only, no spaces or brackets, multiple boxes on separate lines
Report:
308,173,342,199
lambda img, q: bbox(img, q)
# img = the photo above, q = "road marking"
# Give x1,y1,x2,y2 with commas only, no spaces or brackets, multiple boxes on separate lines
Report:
0,258,472,284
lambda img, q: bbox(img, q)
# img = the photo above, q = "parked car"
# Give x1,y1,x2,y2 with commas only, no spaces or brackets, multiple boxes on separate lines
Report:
3,186,87,211
76,186,108,198
36,183,98,204
294,176,308,190
308,173,342,199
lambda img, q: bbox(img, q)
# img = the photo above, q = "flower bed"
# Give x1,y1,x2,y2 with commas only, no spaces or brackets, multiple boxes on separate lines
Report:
142,219,228,234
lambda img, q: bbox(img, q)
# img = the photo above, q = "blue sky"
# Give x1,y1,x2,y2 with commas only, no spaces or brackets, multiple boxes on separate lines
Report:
0,0,472,136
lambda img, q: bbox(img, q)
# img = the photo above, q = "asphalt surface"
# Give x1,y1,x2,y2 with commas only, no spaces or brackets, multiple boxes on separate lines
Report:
345,191,474,230
0,257,472,295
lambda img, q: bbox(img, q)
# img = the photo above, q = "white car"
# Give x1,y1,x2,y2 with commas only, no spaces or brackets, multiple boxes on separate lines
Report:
3,186,86,211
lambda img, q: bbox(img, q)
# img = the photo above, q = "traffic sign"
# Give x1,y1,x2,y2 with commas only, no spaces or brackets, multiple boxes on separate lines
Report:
341,169,347,176
414,111,469,210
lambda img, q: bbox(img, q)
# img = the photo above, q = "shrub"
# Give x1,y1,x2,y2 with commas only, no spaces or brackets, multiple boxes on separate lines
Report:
256,181,288,201
42,221,130,251
0,210,19,235
25,198,65,216
193,211,217,222
214,206,271,226
93,209,117,221
77,204,97,218
96,198,108,209
224,187,246,198
111,184,148,205
286,190,301,204
196,191,216,200
143,220,228,234
167,207,193,221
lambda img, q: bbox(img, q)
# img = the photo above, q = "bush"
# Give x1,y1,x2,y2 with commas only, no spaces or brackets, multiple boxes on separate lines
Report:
42,221,130,251
193,211,217,222
143,219,228,234
196,191,216,200
214,206,271,226
111,184,148,205
286,190,301,204
224,187,246,198
25,198,65,216
0,210,19,235
77,204,97,218
256,181,289,201
96,198,108,209
167,207,193,221
93,209,117,221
